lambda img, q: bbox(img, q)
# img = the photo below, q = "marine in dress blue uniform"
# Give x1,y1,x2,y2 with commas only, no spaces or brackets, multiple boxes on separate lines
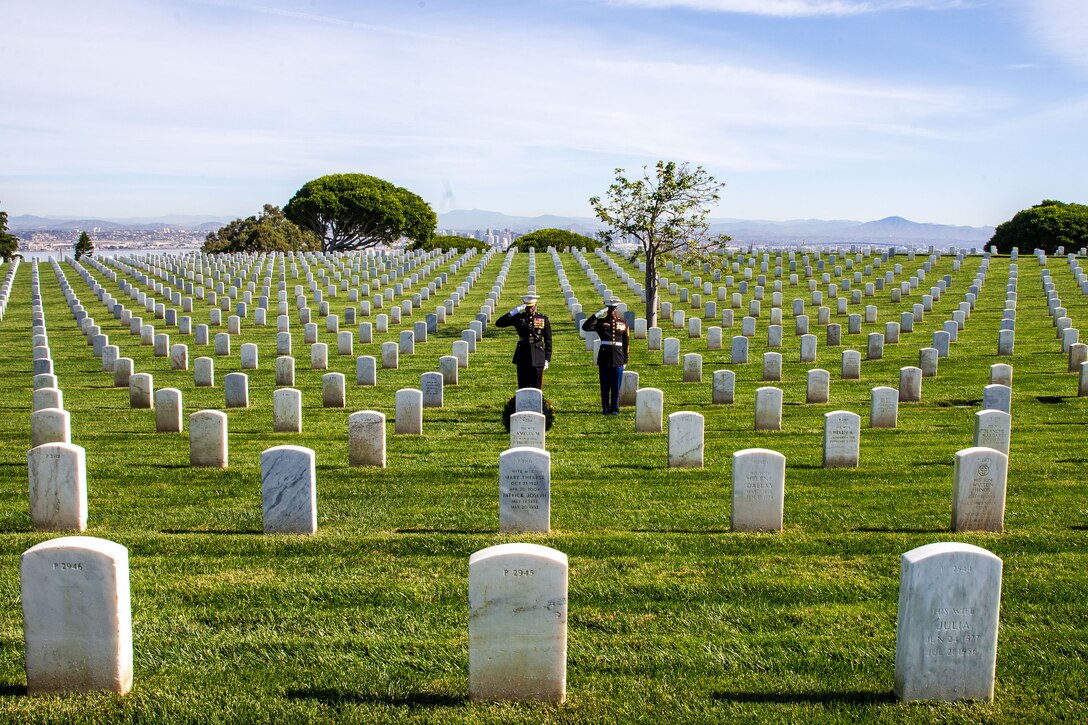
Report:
582,296,629,415
495,293,552,389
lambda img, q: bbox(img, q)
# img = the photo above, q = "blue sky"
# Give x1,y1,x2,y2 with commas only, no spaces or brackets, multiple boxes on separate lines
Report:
2,0,1085,226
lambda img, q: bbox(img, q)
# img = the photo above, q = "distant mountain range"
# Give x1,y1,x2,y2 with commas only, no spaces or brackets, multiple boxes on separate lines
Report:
438,209,995,245
9,210,996,245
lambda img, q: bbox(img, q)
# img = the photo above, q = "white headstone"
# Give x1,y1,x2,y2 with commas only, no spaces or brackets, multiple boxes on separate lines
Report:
260,445,317,535
754,386,783,431
189,410,227,468
972,410,1010,456
468,543,567,703
224,372,249,408
499,447,551,532
347,410,387,467
731,448,785,532
395,388,423,434
894,542,1002,702
273,388,303,433
823,410,861,468
667,411,704,468
952,447,1008,532
154,388,183,433
515,387,543,414
635,388,663,433
27,442,87,532
20,536,133,694
30,408,70,448
807,368,830,404
870,386,899,428
510,411,546,450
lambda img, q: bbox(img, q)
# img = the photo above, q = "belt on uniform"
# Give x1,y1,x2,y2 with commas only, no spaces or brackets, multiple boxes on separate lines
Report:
599,341,623,347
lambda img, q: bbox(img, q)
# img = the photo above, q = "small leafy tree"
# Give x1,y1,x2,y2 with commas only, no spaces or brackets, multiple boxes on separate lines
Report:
512,228,597,251
409,233,490,252
284,173,436,252
203,205,321,254
74,231,94,260
0,204,19,261
990,200,1088,255
590,161,729,327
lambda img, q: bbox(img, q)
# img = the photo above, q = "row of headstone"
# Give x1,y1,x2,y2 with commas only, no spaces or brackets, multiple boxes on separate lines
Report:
16,535,1002,703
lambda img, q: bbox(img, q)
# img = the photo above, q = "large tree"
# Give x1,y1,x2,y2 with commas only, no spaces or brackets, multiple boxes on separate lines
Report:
590,161,729,327
74,231,94,260
202,205,321,254
512,228,597,251
990,200,1088,255
0,204,19,261
284,173,436,252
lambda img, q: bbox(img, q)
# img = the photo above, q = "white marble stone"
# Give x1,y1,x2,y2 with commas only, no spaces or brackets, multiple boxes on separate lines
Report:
799,333,817,362
381,340,399,369
667,411,704,468
224,372,249,408
952,447,1008,533
499,447,551,532
273,388,303,433
395,388,423,434
823,410,860,468
21,536,133,694
240,342,259,370
510,411,546,449
662,337,680,365
33,387,63,412
894,542,1002,702
731,335,748,364
618,370,638,406
870,386,899,428
972,410,1010,456
468,543,567,703
754,386,783,431
841,350,861,380
711,369,734,405
731,448,785,532
214,332,230,356
516,387,543,414
321,372,346,408
989,363,1013,388
348,410,386,467
635,387,663,433
194,357,214,387
31,408,70,448
310,342,328,370
683,352,703,382
112,357,133,388
260,445,317,535
155,388,183,433
453,340,470,367
129,373,153,409
981,384,1011,414
190,410,228,468
807,369,830,404
275,356,295,387
356,355,376,386
170,343,188,371
761,352,781,382
919,348,939,377
899,367,922,402
27,442,87,532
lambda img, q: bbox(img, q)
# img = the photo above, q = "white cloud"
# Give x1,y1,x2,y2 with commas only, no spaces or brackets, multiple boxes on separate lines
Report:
1020,0,1088,74
603,0,965,17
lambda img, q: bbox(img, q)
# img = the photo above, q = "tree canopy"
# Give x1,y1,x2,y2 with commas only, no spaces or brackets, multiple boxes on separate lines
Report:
0,205,19,262
511,228,597,251
202,205,321,254
409,233,491,252
74,231,94,260
284,173,436,252
990,200,1088,255
590,161,729,327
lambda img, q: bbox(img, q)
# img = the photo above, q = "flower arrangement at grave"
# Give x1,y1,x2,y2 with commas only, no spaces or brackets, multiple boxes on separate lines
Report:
502,396,556,432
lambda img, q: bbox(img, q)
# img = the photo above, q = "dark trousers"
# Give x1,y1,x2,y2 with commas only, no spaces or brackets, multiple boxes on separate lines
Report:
516,365,544,390
598,365,623,413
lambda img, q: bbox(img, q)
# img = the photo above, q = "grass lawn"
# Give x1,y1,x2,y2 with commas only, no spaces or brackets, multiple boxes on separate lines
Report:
0,247,1085,723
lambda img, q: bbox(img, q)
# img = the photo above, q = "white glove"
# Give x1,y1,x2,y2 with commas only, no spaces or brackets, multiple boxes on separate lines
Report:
509,304,526,315
544,361,549,370
595,308,608,318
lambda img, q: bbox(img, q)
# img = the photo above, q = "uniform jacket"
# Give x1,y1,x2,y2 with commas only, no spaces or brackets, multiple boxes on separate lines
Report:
496,309,552,367
583,312,629,367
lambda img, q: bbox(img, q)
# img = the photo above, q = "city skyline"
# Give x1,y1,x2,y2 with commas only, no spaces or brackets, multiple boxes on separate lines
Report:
2,0,1086,227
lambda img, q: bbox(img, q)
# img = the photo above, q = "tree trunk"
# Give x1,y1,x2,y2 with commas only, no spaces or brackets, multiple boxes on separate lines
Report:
644,250,658,329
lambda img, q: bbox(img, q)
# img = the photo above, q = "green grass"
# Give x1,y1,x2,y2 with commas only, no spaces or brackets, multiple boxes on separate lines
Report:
0,248,1085,723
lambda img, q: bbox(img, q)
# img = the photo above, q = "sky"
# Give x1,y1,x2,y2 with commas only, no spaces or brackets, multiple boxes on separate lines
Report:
1,0,1086,226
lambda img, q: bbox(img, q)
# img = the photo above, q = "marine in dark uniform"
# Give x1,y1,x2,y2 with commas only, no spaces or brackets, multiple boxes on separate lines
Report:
495,293,552,389
582,296,629,415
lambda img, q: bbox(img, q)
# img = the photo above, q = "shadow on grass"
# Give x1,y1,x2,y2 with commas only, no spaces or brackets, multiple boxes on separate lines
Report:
710,689,896,705
0,683,26,697
395,528,491,535
1035,395,1070,404
146,463,193,469
286,687,463,708
935,399,982,408
853,526,945,534
1071,525,1088,531
161,529,263,535
630,528,733,534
